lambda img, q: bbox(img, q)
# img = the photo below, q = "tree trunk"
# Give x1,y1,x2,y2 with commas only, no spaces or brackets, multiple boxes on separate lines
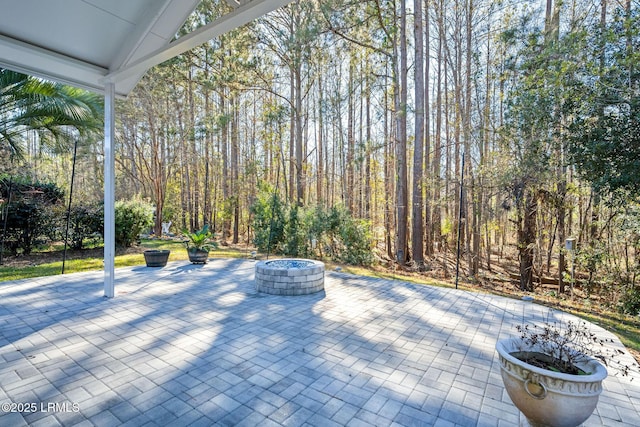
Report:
519,190,537,292
294,65,304,207
203,84,212,226
434,2,444,253
365,76,372,218
347,59,355,213
317,73,324,206
289,70,295,204
221,90,231,242
231,95,240,244
558,181,566,293
187,63,200,230
424,0,432,258
384,67,394,260
466,0,478,277
412,0,425,268
394,0,409,265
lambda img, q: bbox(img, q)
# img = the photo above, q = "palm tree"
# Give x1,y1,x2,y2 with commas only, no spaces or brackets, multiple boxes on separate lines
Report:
0,68,103,161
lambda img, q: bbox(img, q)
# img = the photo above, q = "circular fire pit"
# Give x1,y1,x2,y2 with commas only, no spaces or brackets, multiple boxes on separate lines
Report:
255,259,325,295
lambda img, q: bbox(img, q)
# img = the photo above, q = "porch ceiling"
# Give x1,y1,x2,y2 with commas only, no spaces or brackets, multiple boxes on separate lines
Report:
0,0,291,97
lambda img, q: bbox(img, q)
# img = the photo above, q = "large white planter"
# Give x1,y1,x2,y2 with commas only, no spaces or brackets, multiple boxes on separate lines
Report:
496,337,608,427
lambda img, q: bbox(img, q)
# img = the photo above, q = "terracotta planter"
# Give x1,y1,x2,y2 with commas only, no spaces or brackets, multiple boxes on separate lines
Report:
144,250,170,267
187,248,209,264
496,337,607,427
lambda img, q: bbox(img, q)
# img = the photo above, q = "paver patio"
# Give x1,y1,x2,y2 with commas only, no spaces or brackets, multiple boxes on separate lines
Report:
0,258,638,426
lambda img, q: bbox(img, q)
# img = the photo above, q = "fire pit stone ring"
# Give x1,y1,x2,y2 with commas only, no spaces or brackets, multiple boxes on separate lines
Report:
255,259,325,295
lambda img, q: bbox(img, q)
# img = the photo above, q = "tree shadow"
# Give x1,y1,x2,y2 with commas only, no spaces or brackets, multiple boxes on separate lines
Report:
0,259,637,426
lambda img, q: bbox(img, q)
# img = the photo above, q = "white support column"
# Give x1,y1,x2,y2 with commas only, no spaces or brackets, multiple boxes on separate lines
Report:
104,82,115,298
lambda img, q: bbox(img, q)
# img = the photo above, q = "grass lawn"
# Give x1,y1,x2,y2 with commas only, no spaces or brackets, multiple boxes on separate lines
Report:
0,239,252,282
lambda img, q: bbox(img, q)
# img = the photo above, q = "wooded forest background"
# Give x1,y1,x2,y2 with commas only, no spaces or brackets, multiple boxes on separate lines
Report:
5,0,640,308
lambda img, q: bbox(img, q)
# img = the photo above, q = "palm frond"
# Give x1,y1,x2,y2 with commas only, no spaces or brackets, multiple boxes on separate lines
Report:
0,68,103,159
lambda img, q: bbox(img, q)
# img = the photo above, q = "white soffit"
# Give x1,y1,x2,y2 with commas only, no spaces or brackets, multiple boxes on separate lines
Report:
0,0,292,97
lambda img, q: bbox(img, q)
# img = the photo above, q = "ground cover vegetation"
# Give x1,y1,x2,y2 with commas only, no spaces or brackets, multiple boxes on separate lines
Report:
1,1,639,354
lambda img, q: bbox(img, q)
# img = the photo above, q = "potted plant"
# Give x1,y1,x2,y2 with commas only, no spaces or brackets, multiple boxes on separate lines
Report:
496,319,635,427
182,224,217,264
143,249,171,267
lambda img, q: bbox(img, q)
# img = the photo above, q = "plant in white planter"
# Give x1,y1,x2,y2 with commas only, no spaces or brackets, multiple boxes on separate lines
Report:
496,320,636,427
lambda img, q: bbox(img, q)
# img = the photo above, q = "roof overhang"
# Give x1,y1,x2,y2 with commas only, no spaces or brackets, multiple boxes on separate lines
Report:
0,0,293,97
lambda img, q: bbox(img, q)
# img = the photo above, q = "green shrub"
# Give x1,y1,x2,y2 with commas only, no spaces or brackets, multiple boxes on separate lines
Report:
338,217,374,265
114,199,154,247
0,177,64,254
618,286,640,316
250,188,285,253
327,205,374,265
576,244,606,296
250,188,373,265
3,201,47,255
65,203,103,249
285,205,308,257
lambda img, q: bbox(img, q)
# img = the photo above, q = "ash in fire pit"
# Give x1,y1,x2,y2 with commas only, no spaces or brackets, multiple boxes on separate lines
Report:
255,258,325,295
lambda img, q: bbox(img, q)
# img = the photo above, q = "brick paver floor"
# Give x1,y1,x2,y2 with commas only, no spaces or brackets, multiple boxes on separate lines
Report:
1,258,638,426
